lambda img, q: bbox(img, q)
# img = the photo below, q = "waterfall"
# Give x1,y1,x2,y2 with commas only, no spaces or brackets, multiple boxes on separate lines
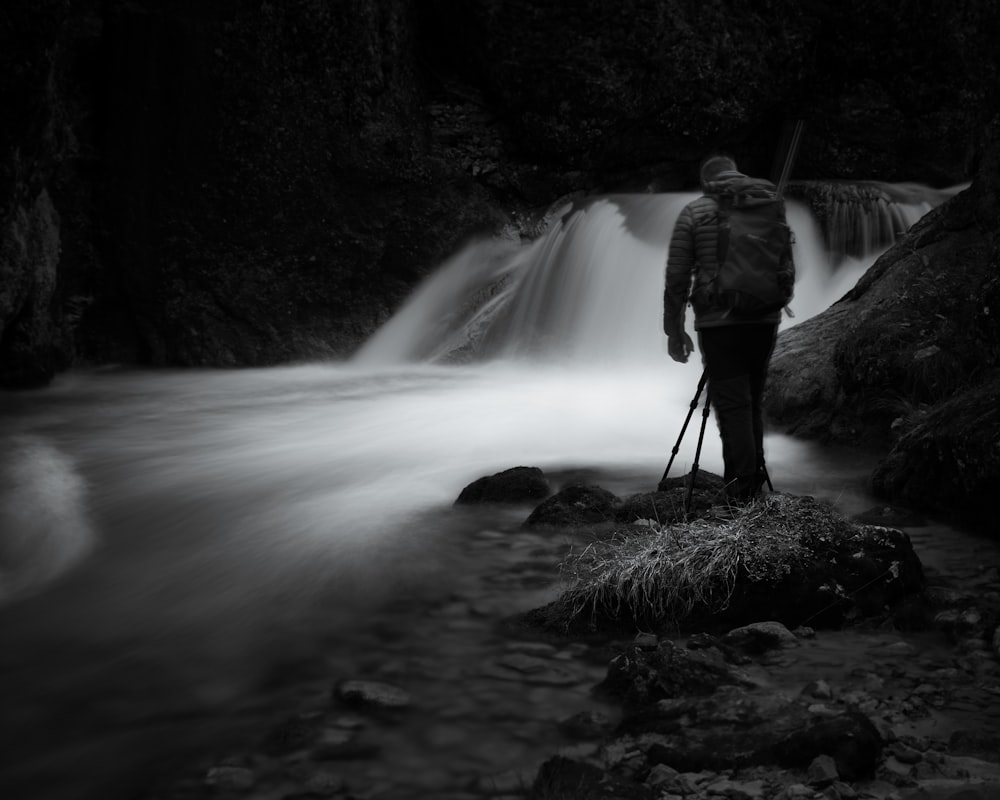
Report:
353,183,961,366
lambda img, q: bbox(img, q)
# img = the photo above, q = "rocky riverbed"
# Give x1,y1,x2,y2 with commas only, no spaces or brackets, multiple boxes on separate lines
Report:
145,473,1000,800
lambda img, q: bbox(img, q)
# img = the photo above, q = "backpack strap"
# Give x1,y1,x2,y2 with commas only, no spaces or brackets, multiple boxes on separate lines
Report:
715,192,733,265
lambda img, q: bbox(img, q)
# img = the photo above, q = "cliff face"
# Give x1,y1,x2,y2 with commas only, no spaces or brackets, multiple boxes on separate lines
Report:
1,1,998,385
765,114,1000,533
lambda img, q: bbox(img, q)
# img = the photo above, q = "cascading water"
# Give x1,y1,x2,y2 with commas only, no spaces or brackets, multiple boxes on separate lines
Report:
354,184,954,367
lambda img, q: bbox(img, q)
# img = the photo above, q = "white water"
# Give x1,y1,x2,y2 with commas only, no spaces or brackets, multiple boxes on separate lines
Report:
0,184,965,798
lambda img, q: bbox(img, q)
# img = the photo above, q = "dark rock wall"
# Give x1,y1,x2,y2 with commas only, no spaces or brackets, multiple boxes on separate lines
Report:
1,0,998,385
765,114,1000,532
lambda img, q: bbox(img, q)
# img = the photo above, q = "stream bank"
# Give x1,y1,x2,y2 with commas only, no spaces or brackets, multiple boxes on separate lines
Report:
141,474,1000,800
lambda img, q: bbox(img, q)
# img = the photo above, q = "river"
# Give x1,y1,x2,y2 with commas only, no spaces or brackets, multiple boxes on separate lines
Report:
1,186,991,799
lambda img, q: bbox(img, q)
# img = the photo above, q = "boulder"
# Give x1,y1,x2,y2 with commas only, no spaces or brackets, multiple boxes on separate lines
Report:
454,465,552,506
523,483,620,528
513,493,926,636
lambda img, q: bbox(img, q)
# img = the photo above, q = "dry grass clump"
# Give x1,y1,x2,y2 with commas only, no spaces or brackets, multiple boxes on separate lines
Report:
552,494,827,629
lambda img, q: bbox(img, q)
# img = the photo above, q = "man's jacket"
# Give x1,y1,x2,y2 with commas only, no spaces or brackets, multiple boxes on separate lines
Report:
663,170,796,337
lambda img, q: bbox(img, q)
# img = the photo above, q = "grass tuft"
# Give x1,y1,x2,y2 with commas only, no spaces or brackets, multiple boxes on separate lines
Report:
549,494,825,629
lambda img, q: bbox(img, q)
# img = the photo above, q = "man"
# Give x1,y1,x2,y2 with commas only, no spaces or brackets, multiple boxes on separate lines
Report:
663,154,795,502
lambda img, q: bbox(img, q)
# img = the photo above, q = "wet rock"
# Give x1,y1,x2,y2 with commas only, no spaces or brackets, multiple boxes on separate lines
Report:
310,727,380,761
558,710,614,740
948,730,1000,761
722,621,799,654
480,653,579,686
705,777,766,799
596,639,754,712
204,765,255,791
523,483,620,528
808,754,840,786
455,466,552,506
802,679,834,700
620,688,812,772
515,493,927,636
530,755,653,799
260,711,325,755
623,471,727,523
773,711,883,780
333,679,412,710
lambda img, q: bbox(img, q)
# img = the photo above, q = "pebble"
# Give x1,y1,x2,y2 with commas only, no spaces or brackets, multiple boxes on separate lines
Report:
808,754,840,786
204,766,255,791
334,680,412,709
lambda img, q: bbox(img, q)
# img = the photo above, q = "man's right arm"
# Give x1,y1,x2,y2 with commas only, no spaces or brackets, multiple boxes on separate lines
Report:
663,206,696,338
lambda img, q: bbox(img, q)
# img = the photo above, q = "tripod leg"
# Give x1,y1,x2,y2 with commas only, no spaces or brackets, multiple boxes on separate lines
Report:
685,389,712,513
660,371,708,484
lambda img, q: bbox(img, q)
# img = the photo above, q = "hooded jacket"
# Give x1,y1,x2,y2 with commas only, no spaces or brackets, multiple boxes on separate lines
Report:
663,170,795,336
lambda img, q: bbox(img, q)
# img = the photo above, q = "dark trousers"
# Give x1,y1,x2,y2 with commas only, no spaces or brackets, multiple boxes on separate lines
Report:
698,324,778,499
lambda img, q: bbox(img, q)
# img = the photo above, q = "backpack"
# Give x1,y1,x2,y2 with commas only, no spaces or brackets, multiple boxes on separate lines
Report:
706,183,794,317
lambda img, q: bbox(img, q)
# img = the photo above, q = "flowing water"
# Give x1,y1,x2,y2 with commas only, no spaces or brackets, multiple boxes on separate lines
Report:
1,186,993,799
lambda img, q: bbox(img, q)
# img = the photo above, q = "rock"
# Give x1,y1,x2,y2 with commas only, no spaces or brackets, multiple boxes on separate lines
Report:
948,730,1000,761
513,493,927,636
704,778,766,799
808,754,841,786
722,621,799,654
204,765,255,791
623,471,726,522
480,656,579,686
596,640,754,712
889,742,924,765
773,711,883,781
775,784,816,800
455,466,552,506
523,483,620,528
333,680,412,710
802,679,834,700
558,710,614,740
530,756,653,799
260,711,324,755
645,763,680,787
621,687,815,772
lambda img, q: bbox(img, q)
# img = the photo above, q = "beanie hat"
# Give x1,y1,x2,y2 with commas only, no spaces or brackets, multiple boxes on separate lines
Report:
700,155,738,185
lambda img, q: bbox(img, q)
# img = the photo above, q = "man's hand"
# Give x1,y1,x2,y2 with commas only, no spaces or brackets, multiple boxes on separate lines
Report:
667,332,695,363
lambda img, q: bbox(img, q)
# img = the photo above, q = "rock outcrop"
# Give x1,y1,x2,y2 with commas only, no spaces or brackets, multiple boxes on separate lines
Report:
764,115,1000,533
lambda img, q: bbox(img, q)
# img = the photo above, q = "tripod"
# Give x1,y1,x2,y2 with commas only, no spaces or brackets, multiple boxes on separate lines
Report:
660,370,774,511
660,371,713,512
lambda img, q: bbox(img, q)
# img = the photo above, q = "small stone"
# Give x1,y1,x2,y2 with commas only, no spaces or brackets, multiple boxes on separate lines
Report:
204,766,255,791
334,680,412,709
888,742,922,764
558,710,613,740
808,754,840,786
646,763,681,786
802,679,834,700
497,653,552,673
828,781,857,798
706,778,765,799
873,641,917,657
776,783,817,799
303,770,347,796
723,620,799,654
